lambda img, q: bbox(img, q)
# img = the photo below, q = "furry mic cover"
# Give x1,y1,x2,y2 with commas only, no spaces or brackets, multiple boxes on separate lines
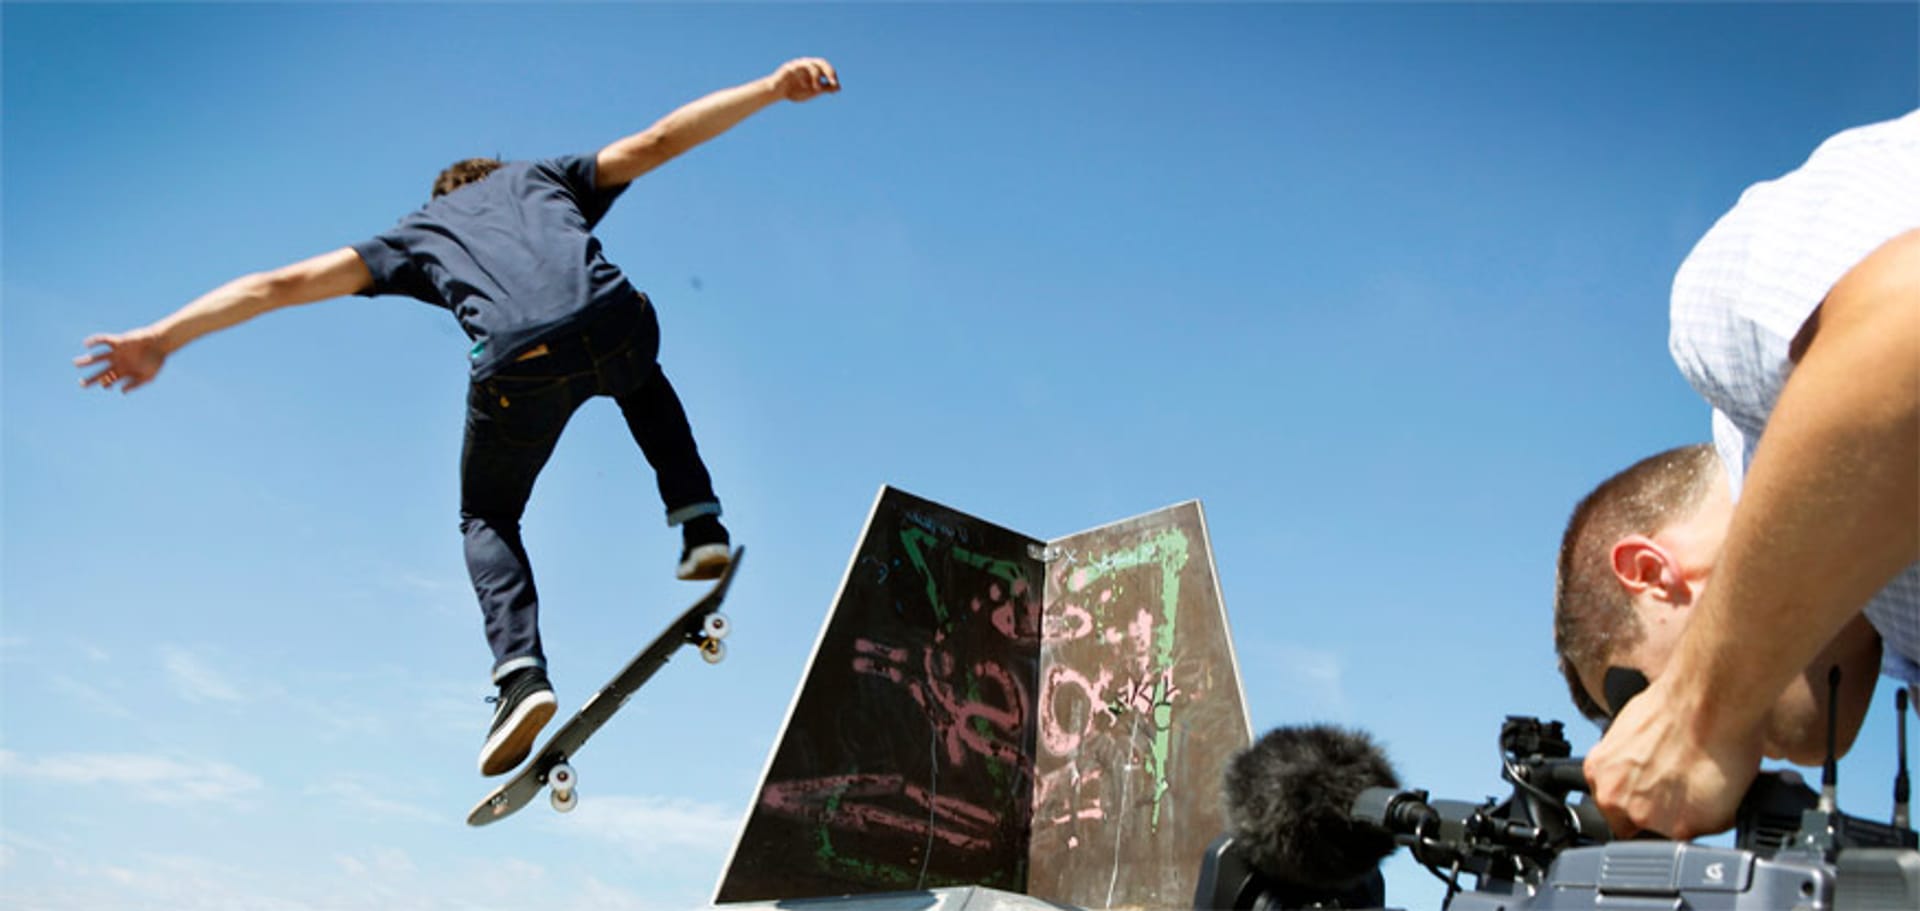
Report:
1221,723,1401,888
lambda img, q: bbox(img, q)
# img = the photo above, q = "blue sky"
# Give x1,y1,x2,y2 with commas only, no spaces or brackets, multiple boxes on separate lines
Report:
3,2,1917,909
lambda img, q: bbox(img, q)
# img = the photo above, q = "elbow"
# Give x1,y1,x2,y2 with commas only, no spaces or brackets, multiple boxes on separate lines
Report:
615,129,683,180
251,268,307,311
639,129,686,168
251,269,290,303
640,128,680,157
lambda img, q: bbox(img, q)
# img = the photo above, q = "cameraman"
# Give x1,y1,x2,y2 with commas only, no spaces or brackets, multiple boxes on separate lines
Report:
1553,111,1918,841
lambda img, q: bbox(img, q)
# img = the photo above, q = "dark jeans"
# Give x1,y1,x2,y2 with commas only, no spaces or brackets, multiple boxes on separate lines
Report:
461,296,720,682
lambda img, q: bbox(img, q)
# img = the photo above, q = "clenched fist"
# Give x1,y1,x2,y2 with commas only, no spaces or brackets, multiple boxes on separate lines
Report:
772,57,839,102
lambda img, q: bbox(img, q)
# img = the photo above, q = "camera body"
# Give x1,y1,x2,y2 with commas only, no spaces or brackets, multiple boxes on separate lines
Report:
1441,839,1919,911
1197,716,1920,910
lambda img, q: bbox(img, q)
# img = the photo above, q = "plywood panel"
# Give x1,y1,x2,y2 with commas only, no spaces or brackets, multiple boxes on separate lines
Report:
1028,502,1252,908
715,488,1046,902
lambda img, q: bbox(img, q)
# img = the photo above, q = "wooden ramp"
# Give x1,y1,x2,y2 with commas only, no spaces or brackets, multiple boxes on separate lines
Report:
714,488,1250,908
1030,501,1252,908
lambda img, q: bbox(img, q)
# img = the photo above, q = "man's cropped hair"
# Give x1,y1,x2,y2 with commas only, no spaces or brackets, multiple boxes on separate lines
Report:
433,157,505,199
1553,443,1719,723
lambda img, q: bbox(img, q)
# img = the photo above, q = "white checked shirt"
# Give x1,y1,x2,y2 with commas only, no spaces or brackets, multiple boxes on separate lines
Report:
1669,109,1920,684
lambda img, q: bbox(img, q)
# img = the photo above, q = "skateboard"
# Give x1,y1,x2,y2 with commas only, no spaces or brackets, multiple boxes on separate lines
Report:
467,546,744,826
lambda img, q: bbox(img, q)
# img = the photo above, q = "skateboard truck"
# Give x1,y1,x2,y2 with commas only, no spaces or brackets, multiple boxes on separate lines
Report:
698,613,729,663
548,759,577,813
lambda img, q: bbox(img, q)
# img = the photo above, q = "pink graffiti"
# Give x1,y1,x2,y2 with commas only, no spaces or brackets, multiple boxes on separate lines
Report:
1128,608,1155,666
1037,607,1165,757
1043,602,1096,644
851,638,910,683
1067,567,1092,593
990,578,1041,640
1034,763,1107,826
852,637,1031,768
760,773,1001,853
1039,663,1114,756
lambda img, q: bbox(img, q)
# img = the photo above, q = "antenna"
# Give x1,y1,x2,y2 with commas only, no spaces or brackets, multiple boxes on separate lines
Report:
1820,666,1840,814
1896,687,1911,830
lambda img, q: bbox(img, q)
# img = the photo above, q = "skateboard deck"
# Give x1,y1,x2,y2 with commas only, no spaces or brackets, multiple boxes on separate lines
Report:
467,546,744,826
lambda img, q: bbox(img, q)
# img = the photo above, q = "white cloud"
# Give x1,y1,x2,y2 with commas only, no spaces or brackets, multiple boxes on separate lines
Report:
422,685,488,739
161,647,247,704
306,777,443,825
390,571,456,594
378,568,469,620
49,674,134,719
0,849,317,911
1263,642,1352,721
0,829,719,911
469,857,551,907
0,749,263,805
569,876,658,910
543,794,739,858
334,847,417,879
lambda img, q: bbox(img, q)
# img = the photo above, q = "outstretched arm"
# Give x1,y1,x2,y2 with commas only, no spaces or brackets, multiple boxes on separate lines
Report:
76,247,373,393
1585,229,1920,840
595,57,839,189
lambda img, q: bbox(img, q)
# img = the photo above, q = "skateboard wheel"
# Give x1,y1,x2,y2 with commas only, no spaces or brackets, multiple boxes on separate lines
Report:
702,612,730,641
549,762,575,794
700,638,726,664
552,787,578,813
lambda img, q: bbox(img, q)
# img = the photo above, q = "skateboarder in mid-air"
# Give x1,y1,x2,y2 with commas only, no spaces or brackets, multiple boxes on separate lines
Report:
74,58,841,776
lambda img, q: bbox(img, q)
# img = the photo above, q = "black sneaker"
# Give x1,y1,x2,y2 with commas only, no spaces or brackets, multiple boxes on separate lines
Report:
479,668,557,777
677,516,732,581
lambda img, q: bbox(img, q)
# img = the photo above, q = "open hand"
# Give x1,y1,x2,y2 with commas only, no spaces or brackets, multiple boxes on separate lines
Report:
773,57,839,102
75,329,168,393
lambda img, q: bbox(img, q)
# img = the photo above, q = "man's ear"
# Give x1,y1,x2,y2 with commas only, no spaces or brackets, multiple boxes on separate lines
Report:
1609,534,1688,603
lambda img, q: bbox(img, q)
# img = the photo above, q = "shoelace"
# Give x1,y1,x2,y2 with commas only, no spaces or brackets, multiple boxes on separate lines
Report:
482,693,518,729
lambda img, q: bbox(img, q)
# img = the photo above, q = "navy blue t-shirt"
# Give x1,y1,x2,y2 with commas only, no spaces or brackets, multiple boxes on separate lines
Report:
352,154,639,379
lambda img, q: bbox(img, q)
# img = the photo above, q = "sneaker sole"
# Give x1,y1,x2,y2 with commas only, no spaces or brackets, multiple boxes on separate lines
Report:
677,543,732,581
478,690,558,777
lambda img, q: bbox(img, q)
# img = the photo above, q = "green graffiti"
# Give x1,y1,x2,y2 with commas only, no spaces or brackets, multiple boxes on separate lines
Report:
1074,527,1190,827
812,788,918,886
899,527,1030,630
953,545,1027,586
900,527,949,625
813,788,845,867
824,852,921,888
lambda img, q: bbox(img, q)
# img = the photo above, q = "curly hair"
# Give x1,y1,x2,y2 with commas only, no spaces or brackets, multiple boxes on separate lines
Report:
432,157,505,198
1553,443,1719,723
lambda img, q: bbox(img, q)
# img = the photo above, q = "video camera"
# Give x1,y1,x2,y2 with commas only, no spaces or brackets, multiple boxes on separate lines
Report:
1197,688,1919,910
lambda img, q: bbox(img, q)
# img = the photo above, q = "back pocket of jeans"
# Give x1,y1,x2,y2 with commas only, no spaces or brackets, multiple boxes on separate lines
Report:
475,376,574,446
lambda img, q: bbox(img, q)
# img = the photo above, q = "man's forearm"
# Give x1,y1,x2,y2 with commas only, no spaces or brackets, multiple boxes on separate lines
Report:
146,248,371,353
147,272,283,353
596,59,836,188
1670,232,1920,746
644,76,783,162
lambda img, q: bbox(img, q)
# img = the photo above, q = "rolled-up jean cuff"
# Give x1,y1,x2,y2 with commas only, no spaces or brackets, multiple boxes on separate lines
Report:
666,502,722,526
492,655,546,684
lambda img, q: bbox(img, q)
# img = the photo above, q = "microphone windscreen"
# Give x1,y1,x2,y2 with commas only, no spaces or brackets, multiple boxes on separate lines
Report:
1222,724,1401,888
